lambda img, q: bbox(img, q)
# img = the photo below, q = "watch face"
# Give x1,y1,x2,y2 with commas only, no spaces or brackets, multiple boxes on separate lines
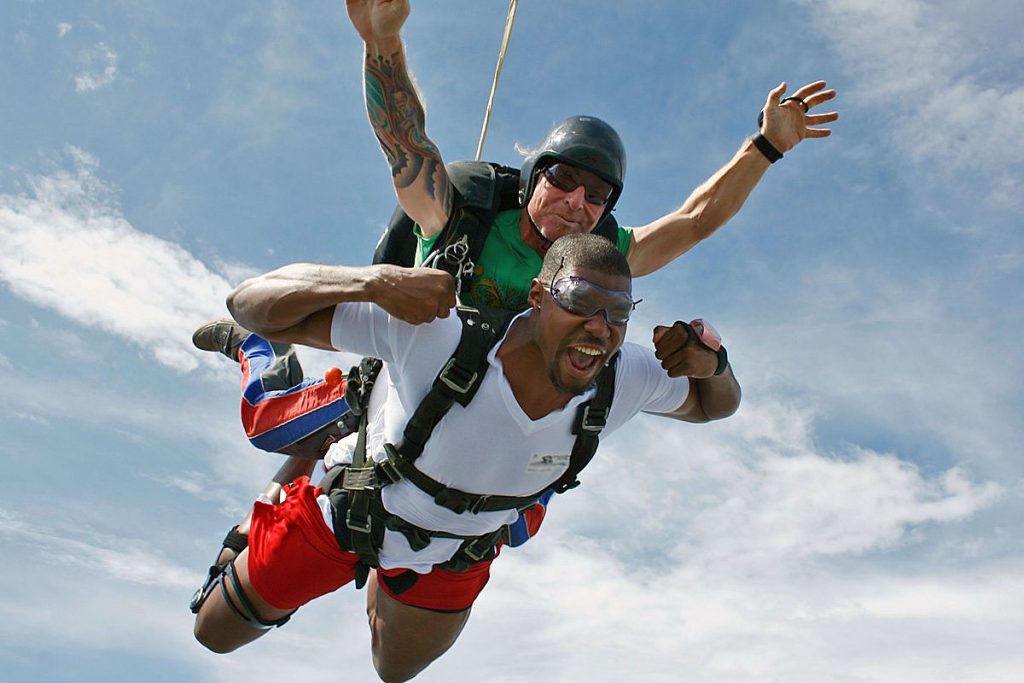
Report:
689,318,722,351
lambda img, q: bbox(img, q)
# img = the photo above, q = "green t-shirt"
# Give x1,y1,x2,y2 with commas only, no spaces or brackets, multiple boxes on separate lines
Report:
416,209,633,311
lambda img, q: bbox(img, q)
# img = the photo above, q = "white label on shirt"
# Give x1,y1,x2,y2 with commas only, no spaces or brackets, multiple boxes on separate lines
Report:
527,452,571,473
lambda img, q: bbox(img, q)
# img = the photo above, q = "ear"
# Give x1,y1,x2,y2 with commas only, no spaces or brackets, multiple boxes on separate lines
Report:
528,279,545,310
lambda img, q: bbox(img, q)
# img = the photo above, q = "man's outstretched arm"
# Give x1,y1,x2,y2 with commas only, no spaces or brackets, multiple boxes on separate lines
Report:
227,263,456,347
649,321,741,423
627,81,839,277
346,0,452,237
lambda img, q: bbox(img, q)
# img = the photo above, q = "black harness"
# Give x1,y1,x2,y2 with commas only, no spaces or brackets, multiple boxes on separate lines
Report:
320,306,618,586
372,160,620,295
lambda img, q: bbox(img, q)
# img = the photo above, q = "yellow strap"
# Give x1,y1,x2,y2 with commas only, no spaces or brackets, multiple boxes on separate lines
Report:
475,0,519,161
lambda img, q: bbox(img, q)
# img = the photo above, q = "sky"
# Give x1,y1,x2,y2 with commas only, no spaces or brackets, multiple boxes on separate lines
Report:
1,0,1022,681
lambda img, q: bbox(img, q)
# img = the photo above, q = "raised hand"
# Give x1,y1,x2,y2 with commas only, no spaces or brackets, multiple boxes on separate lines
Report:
760,80,839,153
345,0,410,44
652,321,718,379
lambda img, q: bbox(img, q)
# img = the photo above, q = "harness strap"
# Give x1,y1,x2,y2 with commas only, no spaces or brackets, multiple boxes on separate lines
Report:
550,353,619,494
379,443,541,514
398,307,501,461
338,358,386,584
219,559,294,629
321,465,506,574
323,307,618,578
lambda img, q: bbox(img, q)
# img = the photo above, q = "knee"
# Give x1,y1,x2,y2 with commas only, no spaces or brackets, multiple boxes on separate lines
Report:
193,615,242,654
371,656,420,683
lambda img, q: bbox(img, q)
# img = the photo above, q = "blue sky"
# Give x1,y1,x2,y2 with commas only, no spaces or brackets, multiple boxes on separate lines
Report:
1,1,1022,681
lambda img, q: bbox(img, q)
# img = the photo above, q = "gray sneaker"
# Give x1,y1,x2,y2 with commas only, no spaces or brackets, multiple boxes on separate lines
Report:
191,319,250,361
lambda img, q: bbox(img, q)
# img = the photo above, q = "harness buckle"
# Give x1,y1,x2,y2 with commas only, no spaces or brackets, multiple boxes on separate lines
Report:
345,509,373,535
554,478,581,494
461,538,493,562
579,405,608,432
377,457,403,485
468,495,491,514
438,357,478,395
342,466,378,491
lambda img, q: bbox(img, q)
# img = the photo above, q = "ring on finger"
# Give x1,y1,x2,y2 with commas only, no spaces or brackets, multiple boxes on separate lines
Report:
780,96,809,112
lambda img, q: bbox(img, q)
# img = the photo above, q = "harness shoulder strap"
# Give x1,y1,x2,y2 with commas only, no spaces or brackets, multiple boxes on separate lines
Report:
373,161,501,263
549,351,619,494
398,306,514,461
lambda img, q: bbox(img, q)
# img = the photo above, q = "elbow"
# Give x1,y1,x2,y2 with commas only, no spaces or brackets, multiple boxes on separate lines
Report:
225,285,251,330
698,379,742,422
706,387,742,422
705,401,740,422
225,281,274,338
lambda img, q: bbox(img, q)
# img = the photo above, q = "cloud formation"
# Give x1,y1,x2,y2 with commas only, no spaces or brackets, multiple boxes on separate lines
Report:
75,42,118,92
0,148,233,372
802,0,1024,207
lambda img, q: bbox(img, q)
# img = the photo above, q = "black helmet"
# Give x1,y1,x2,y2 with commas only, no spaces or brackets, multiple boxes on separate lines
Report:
519,115,626,214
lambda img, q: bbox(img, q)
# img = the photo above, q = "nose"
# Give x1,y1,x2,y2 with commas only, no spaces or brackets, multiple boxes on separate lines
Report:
582,311,611,338
563,184,587,210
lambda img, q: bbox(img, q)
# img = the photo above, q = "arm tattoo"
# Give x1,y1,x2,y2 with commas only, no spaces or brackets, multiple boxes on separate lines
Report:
364,50,450,209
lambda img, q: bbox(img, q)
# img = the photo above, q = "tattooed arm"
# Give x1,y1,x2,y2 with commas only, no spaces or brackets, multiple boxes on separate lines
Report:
346,0,453,238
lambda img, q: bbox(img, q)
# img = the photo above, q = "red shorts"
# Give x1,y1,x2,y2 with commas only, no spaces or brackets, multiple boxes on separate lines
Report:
247,477,494,612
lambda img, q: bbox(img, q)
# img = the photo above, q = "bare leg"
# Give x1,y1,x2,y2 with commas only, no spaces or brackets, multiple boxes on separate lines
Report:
365,571,472,682
193,547,295,653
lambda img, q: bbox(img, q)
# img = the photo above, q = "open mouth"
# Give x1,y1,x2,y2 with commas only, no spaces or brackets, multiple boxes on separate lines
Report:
565,344,603,376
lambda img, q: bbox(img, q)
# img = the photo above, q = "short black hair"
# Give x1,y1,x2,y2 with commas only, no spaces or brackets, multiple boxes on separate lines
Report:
537,234,632,284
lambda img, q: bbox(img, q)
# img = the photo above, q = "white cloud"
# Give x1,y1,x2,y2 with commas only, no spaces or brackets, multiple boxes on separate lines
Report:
551,400,1001,575
75,41,119,92
467,546,1024,682
57,22,72,38
801,0,1024,207
0,148,234,373
0,507,198,590
8,410,50,426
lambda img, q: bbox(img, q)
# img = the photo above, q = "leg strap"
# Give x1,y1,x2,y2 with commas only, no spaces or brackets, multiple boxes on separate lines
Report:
222,525,249,554
189,527,249,615
219,559,295,630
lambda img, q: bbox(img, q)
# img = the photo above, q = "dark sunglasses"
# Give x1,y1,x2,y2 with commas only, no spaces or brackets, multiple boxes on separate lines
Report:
542,163,615,206
547,276,638,326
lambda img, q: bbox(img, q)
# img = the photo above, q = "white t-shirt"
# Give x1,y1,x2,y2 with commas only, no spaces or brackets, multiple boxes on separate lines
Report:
321,304,690,572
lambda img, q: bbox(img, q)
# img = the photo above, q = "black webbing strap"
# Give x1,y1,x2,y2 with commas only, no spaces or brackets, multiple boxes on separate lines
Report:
337,357,385,584
549,352,619,494
321,464,507,574
379,443,541,514
397,307,503,461
380,348,620,514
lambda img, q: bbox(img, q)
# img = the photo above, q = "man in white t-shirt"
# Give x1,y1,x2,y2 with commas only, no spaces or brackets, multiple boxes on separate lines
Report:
192,234,741,681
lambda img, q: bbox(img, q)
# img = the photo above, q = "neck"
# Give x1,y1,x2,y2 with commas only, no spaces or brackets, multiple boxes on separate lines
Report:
519,209,552,257
498,313,574,419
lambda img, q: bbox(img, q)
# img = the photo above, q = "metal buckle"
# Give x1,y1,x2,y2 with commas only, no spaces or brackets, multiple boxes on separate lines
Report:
580,405,608,432
342,466,378,491
468,495,491,514
345,510,372,535
462,538,491,562
377,457,403,485
438,358,477,395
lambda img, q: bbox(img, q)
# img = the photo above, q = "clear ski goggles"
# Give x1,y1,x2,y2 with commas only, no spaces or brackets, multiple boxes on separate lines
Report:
542,163,615,206
546,275,638,326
